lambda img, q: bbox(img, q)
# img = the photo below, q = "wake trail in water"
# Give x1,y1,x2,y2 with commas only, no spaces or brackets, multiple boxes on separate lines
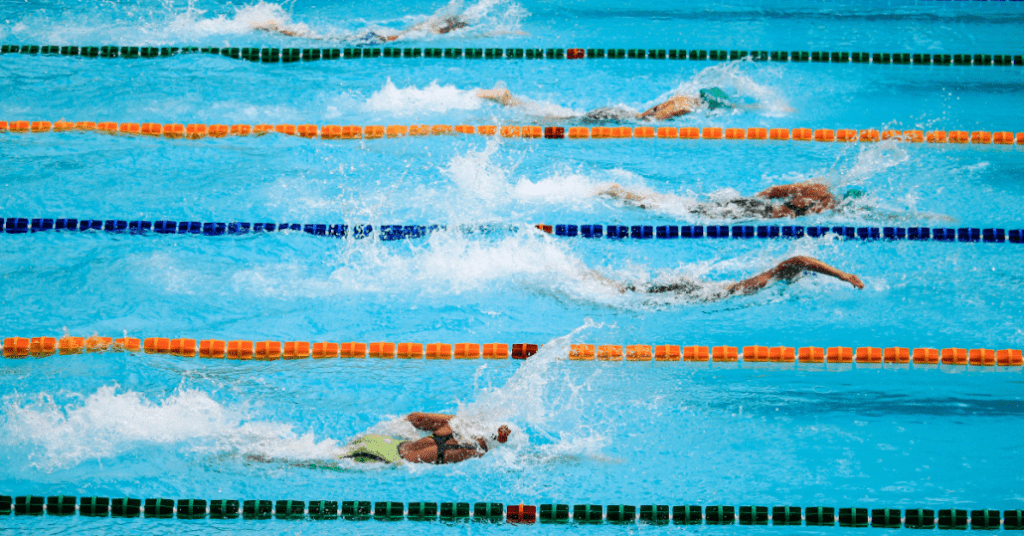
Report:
440,134,946,224
358,61,787,123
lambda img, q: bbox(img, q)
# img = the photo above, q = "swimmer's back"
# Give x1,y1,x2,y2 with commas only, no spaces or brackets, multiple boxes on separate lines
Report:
342,433,405,464
579,106,638,124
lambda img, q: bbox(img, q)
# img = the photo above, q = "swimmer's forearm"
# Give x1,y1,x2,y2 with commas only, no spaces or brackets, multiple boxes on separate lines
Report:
780,256,864,289
475,89,519,107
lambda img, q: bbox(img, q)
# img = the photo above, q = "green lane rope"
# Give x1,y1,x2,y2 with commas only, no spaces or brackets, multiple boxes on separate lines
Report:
1,495,1020,528
0,45,1020,66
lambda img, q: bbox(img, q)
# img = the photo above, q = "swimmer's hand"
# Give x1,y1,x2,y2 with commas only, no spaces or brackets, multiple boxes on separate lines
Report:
841,273,865,290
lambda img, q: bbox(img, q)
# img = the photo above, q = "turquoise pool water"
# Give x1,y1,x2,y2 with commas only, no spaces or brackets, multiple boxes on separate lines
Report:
2,0,1024,533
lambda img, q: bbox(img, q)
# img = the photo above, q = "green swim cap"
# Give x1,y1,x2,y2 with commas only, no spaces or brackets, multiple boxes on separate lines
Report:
843,188,866,200
699,87,731,110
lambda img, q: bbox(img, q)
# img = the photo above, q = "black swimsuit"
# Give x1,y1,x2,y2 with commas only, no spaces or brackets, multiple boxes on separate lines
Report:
783,201,811,217
691,197,775,219
431,433,483,464
691,197,811,219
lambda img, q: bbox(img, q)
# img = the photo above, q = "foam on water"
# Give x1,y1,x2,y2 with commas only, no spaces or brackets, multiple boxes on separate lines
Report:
0,384,342,471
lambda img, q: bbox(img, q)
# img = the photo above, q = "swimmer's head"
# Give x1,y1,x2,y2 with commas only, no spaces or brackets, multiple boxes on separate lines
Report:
699,87,731,110
843,188,866,200
495,425,511,443
438,17,468,33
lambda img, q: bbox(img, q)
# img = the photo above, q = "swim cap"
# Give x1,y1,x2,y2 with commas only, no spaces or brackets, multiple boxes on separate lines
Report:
699,87,731,110
843,188,866,200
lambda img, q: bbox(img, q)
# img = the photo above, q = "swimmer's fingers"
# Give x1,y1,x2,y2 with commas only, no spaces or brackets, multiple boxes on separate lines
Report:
844,274,865,290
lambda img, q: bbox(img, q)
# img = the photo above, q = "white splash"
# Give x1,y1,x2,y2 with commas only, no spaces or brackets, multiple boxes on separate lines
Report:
365,79,482,115
654,60,794,118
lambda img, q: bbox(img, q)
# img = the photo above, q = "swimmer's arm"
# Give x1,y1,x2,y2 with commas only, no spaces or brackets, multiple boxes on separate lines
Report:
251,22,323,40
759,182,835,211
407,412,454,431
638,96,698,120
727,256,864,295
580,269,629,293
597,184,647,204
756,182,822,199
440,445,486,464
475,89,520,107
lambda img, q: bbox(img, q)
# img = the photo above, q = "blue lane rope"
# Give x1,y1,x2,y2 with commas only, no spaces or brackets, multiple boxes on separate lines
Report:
2,217,1021,244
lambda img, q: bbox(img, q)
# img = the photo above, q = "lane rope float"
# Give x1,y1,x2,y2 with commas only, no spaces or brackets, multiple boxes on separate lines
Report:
3,121,1023,146
2,336,1022,366
0,494,1020,528
1,44,1022,66
3,218,1024,245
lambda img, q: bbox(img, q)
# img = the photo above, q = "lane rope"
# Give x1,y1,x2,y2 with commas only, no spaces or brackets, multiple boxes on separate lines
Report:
2,337,1022,366
0,495,1019,528
3,121,1022,146
3,218,1023,245
1,45,1021,66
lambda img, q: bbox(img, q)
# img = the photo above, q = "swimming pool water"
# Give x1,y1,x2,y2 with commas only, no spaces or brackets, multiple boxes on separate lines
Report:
2,0,1023,533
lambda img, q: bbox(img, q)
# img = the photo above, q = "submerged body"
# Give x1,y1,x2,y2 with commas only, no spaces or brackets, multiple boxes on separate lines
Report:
599,181,840,219
475,86,735,122
252,16,467,44
343,412,511,465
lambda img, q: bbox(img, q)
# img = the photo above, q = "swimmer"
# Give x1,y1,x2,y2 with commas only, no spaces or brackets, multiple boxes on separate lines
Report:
582,256,864,301
252,15,468,44
598,181,858,219
475,86,736,122
342,412,512,465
